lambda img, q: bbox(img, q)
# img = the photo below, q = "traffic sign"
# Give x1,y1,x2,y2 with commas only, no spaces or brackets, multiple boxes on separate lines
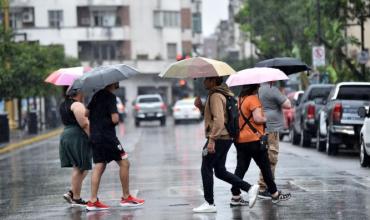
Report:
312,46,325,68
358,49,369,64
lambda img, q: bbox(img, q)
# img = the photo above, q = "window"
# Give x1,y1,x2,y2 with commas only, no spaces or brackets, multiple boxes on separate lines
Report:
78,41,126,61
192,12,202,33
92,10,116,27
153,11,179,28
48,10,63,28
167,43,177,59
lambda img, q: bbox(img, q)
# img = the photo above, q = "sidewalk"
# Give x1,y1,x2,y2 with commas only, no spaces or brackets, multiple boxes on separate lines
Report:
0,127,62,154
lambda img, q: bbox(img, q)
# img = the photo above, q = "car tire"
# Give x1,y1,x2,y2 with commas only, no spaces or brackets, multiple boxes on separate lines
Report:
326,130,338,156
135,119,140,127
160,118,166,126
360,137,370,167
301,130,311,148
174,119,180,125
291,127,300,145
316,128,326,152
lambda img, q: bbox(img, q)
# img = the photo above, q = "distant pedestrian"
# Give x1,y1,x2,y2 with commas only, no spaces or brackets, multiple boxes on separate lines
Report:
59,87,92,207
86,82,144,211
257,83,291,199
230,84,291,204
193,77,260,213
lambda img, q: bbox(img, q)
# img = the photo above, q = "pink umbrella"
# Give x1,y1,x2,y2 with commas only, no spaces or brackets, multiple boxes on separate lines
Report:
45,66,91,86
226,67,288,87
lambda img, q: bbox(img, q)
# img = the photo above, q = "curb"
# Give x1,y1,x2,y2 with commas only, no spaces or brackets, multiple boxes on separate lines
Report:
0,128,63,154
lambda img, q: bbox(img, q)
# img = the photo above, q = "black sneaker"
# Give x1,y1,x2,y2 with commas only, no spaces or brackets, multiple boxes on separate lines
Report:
63,190,73,204
230,196,248,207
71,198,88,207
258,190,272,199
272,192,291,204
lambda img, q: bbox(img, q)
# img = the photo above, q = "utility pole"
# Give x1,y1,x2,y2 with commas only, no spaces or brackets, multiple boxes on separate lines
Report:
360,15,366,79
2,0,16,129
316,0,321,45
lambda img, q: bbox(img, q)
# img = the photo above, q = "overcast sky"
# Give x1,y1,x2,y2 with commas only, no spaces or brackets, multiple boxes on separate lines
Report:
202,0,229,37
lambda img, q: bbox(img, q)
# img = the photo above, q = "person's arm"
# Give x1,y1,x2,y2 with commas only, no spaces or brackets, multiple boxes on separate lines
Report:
71,102,90,135
208,94,226,144
252,107,267,124
110,96,120,125
194,97,204,114
274,87,291,109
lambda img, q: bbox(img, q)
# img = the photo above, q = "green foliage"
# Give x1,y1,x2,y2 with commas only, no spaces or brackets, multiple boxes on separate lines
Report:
0,27,80,99
236,0,370,83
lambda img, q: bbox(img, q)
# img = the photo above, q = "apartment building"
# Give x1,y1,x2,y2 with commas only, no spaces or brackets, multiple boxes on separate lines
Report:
9,0,203,105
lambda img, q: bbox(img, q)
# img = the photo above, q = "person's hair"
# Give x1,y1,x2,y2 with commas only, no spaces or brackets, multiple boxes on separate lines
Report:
239,84,260,97
206,77,223,86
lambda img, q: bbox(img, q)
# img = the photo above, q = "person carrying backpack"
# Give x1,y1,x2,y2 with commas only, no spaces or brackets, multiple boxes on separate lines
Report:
230,84,291,205
192,77,260,213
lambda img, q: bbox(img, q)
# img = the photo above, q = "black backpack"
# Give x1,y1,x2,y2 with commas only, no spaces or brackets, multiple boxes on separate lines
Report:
209,93,240,139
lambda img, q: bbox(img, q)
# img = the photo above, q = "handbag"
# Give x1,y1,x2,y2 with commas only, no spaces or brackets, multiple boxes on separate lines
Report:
239,98,268,151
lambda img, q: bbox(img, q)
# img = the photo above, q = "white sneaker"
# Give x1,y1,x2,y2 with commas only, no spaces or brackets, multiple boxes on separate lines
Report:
192,202,217,213
248,184,259,208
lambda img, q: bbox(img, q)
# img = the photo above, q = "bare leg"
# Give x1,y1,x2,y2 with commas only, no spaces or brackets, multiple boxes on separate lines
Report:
71,167,88,199
116,159,130,199
90,163,106,202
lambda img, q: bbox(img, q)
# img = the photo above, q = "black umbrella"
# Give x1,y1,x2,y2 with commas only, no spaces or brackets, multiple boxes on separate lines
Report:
255,57,311,75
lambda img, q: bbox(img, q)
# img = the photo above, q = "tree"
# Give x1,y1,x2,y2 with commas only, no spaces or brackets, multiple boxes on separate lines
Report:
236,0,370,83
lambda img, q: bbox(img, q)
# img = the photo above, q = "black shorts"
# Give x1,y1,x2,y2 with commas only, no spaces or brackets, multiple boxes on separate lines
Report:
91,139,126,164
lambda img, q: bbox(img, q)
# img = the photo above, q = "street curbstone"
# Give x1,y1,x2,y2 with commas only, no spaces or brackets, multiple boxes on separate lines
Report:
0,128,63,154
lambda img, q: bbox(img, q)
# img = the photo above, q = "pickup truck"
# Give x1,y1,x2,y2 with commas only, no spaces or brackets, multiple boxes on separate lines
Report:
317,82,370,155
291,84,334,147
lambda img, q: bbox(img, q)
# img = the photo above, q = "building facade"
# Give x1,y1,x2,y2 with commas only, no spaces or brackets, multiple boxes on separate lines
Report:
9,0,202,106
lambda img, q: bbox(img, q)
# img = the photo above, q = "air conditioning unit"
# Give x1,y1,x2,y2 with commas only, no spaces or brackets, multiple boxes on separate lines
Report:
22,9,34,23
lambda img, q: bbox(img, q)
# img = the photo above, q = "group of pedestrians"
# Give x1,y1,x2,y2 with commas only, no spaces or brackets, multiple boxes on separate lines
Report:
58,74,291,213
59,82,144,211
192,77,291,213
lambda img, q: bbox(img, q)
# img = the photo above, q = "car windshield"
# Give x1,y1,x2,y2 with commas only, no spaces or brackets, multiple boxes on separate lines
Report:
337,85,370,101
308,87,332,100
138,97,161,103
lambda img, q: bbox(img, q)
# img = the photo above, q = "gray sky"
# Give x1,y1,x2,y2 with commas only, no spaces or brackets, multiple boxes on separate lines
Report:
202,0,228,37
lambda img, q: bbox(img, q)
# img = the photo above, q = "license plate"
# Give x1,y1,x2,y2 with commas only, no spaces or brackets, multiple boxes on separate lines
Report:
147,113,155,117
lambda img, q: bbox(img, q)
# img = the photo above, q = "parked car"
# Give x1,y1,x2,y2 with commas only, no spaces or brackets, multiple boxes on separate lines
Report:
280,91,304,140
116,97,126,122
291,84,334,147
172,98,202,124
133,94,167,127
317,82,370,155
358,106,370,167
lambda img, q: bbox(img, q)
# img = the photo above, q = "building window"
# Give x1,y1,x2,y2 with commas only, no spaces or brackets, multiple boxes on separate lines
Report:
153,11,180,28
167,43,177,59
92,10,116,27
48,10,63,28
9,7,35,29
78,41,128,61
192,12,202,33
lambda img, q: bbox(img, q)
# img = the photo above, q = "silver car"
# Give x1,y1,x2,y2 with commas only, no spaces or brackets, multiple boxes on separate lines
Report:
133,94,167,127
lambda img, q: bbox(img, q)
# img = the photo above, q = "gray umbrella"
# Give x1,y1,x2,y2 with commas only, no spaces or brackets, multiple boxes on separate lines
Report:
70,64,139,93
255,57,311,75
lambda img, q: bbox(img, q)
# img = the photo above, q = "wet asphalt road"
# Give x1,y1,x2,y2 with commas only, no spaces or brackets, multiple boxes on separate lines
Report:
0,117,370,220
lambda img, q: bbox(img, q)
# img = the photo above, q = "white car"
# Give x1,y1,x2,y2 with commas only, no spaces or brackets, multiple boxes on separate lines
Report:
359,106,370,167
172,98,202,124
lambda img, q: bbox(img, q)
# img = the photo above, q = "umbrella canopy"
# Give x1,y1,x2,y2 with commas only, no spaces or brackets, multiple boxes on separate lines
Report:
226,67,288,87
44,66,91,86
71,64,139,93
159,57,236,78
255,57,311,75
